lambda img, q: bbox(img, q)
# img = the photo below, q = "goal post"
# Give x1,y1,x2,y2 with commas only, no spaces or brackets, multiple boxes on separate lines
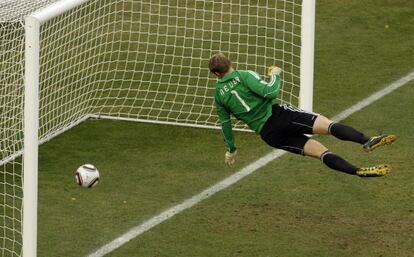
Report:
0,0,316,256
23,15,40,257
299,0,315,112
23,1,90,256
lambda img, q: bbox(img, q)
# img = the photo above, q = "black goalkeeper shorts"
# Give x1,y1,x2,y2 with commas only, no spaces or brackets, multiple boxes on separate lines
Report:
260,104,318,155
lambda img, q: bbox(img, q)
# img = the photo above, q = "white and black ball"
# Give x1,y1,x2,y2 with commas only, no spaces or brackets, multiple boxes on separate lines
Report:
75,164,100,188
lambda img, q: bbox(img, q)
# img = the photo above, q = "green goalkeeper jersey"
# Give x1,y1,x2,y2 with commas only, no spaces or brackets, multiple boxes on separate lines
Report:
214,70,281,153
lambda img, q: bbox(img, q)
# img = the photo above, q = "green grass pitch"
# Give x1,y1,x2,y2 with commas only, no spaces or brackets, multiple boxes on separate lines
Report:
34,0,414,256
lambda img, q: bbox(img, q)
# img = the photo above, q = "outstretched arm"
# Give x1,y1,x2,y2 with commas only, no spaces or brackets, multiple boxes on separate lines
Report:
215,97,238,165
215,99,236,153
243,67,282,99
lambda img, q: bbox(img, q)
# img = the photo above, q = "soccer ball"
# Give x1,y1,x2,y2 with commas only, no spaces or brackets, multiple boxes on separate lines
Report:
75,164,100,188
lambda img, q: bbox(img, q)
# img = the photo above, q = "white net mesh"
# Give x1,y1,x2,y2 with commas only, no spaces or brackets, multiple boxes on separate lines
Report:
39,0,302,138
1,0,303,255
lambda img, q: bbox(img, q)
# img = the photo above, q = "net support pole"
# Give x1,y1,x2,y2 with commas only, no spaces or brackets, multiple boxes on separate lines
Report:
299,0,315,112
23,15,41,257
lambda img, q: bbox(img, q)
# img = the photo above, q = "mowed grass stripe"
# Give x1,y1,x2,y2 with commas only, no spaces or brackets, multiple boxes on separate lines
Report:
87,70,414,257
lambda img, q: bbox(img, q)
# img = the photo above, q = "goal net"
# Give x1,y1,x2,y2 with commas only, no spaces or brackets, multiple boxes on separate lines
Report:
38,0,307,134
0,0,313,256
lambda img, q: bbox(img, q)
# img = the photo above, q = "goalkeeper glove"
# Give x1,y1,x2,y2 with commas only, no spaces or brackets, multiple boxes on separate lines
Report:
224,150,237,166
267,65,282,76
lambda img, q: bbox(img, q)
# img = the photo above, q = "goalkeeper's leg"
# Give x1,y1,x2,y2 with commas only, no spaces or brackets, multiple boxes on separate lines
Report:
303,138,391,177
260,126,390,176
312,115,396,151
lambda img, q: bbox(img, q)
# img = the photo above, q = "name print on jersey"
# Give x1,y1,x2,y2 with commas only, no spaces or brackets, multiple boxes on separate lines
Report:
219,77,241,96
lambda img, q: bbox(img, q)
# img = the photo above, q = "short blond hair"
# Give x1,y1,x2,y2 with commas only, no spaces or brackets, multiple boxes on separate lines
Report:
209,52,232,76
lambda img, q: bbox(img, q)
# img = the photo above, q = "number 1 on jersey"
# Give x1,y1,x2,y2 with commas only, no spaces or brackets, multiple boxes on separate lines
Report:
231,90,251,112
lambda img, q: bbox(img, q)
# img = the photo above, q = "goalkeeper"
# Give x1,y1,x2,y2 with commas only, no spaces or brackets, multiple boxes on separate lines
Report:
209,52,396,177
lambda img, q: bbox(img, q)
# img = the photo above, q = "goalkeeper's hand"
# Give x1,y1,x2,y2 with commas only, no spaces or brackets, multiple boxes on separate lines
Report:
224,150,237,166
267,65,282,76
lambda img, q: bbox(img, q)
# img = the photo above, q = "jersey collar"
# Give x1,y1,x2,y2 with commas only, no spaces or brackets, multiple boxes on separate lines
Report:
218,70,238,82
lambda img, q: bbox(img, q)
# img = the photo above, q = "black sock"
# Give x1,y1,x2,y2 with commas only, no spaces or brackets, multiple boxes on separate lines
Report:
328,122,370,144
320,151,358,175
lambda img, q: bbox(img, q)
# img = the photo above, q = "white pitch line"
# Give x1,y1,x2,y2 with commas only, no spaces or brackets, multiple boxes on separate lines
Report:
88,70,414,257
332,71,414,121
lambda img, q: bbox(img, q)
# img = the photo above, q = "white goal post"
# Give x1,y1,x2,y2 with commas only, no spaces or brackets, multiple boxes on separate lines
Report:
23,1,90,255
299,0,315,111
0,0,315,256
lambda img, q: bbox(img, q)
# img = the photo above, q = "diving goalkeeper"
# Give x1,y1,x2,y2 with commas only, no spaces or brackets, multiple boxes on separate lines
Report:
209,52,396,177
